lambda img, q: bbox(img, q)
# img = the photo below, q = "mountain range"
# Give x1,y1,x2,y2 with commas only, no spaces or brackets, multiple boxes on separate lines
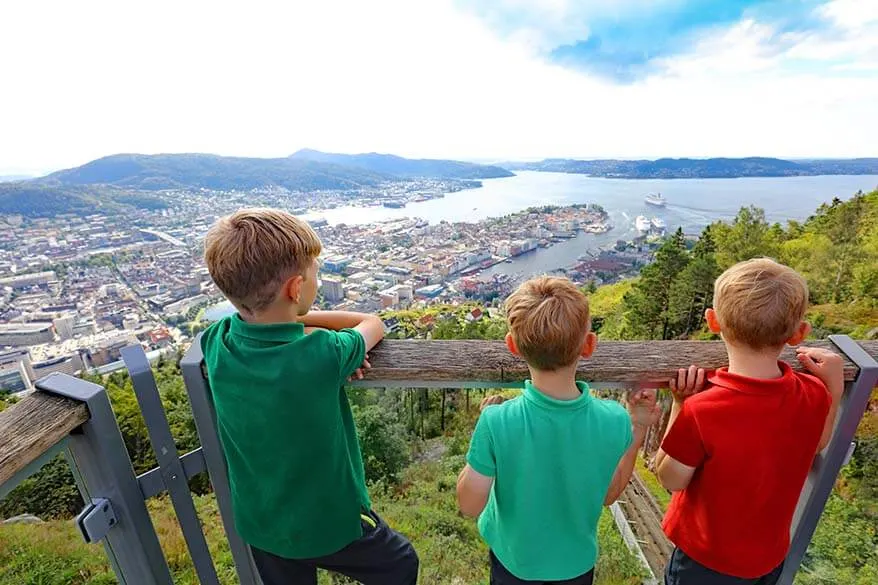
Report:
504,157,878,178
0,151,513,217
1,151,877,218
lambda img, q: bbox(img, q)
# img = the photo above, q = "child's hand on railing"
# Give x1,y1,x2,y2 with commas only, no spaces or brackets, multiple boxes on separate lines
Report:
627,388,661,429
348,354,371,381
796,347,844,401
670,366,706,404
480,395,506,412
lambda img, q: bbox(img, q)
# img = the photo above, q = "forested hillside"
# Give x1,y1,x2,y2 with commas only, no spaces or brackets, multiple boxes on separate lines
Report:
1,190,877,584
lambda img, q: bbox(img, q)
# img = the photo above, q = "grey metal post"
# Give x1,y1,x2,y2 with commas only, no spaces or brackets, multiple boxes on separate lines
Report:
37,372,174,585
779,335,878,584
121,345,221,585
181,335,263,585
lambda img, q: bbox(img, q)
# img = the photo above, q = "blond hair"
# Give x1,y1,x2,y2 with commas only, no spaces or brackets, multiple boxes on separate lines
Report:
713,258,809,349
204,208,322,314
504,276,591,371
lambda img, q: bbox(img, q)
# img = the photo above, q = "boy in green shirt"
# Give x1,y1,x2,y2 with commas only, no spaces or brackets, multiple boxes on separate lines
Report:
201,208,418,585
457,276,660,584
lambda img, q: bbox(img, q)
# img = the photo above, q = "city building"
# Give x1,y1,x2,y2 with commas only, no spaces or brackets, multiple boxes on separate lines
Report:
0,322,54,346
321,276,345,302
53,314,75,340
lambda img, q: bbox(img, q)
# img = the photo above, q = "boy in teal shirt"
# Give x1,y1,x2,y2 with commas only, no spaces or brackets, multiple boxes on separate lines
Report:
457,276,659,584
201,208,418,585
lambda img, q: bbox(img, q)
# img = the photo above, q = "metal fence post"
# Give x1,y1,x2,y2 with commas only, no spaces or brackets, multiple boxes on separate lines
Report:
181,335,263,585
37,372,175,585
121,346,221,585
779,335,878,584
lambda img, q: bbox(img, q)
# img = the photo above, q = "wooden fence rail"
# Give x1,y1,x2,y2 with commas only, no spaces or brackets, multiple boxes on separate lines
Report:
358,339,878,385
0,393,87,486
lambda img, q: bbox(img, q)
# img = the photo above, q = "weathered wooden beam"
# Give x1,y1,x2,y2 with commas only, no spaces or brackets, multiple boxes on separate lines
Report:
360,339,878,385
0,393,88,487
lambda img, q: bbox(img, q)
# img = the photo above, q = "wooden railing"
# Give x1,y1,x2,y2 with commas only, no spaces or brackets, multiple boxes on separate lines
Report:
0,393,87,487
356,339,876,385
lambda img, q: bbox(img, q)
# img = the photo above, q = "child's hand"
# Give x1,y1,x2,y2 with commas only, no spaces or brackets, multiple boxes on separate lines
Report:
480,395,506,411
670,366,706,404
347,354,371,381
796,347,844,400
627,388,661,428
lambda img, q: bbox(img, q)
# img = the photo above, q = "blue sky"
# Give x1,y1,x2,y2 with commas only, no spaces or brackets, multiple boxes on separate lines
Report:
0,0,875,173
461,0,863,82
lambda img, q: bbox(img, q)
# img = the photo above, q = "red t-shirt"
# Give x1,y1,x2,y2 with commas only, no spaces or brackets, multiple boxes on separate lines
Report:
661,362,830,578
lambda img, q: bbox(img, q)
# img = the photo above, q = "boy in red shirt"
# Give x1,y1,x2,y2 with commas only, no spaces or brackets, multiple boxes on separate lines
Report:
656,258,843,585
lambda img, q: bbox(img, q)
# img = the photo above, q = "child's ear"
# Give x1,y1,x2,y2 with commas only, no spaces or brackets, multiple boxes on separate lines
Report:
581,331,597,358
505,333,519,356
786,321,812,346
705,308,722,333
283,275,304,303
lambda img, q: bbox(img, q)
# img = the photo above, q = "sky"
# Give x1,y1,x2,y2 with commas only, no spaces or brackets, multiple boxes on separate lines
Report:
1,0,876,175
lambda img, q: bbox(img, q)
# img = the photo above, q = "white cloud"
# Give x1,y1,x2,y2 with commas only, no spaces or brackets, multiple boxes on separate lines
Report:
0,0,875,173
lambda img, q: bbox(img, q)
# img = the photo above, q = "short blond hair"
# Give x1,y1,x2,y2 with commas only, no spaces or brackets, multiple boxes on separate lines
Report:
713,258,809,349
504,276,591,371
204,208,322,314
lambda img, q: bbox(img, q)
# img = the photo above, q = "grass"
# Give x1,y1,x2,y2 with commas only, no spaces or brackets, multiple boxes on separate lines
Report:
635,457,671,511
808,302,878,339
0,453,646,585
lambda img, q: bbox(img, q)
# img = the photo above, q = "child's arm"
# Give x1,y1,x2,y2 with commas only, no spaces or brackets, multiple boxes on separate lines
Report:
300,310,385,350
457,398,502,517
457,465,494,518
605,389,660,505
656,366,706,492
796,347,844,452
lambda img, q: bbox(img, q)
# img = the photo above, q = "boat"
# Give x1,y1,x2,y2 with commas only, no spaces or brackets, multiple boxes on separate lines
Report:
635,215,651,231
651,217,666,229
645,192,666,207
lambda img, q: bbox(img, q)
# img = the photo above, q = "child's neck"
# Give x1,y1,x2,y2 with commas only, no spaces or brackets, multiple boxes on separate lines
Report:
240,304,301,325
725,343,784,379
529,365,582,401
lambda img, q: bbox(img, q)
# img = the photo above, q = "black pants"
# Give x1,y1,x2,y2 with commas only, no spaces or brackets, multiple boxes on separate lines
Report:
251,511,419,585
665,548,783,585
490,551,594,585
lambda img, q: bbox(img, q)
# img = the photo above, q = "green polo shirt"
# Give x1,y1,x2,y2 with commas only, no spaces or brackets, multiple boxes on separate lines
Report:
200,314,370,559
467,381,632,581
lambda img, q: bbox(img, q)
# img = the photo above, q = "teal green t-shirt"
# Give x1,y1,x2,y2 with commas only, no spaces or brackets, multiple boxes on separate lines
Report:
200,314,369,559
467,381,632,581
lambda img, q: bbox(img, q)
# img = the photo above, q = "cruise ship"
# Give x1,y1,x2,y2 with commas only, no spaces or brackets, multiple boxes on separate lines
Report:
651,217,666,230
645,192,666,207
635,215,652,231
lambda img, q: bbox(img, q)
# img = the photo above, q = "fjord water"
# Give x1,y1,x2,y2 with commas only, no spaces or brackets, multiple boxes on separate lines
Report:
303,171,878,279
310,171,878,230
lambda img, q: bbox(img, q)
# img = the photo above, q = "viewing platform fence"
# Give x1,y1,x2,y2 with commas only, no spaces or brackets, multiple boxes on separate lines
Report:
0,336,875,585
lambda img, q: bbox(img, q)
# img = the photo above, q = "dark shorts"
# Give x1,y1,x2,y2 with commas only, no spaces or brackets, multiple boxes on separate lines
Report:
665,548,783,585
490,551,595,585
251,510,419,585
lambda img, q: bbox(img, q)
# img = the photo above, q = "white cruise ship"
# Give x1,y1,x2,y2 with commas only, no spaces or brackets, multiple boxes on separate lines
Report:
651,217,666,229
635,216,651,231
645,193,666,207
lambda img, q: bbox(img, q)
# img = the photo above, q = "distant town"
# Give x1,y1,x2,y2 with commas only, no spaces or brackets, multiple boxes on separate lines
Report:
0,182,661,397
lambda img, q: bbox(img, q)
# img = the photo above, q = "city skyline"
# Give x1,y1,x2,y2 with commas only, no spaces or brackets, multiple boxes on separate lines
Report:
1,0,877,175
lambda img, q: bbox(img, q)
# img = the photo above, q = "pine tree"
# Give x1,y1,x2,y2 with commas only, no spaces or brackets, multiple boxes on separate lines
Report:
668,226,721,338
712,206,779,268
623,228,690,339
